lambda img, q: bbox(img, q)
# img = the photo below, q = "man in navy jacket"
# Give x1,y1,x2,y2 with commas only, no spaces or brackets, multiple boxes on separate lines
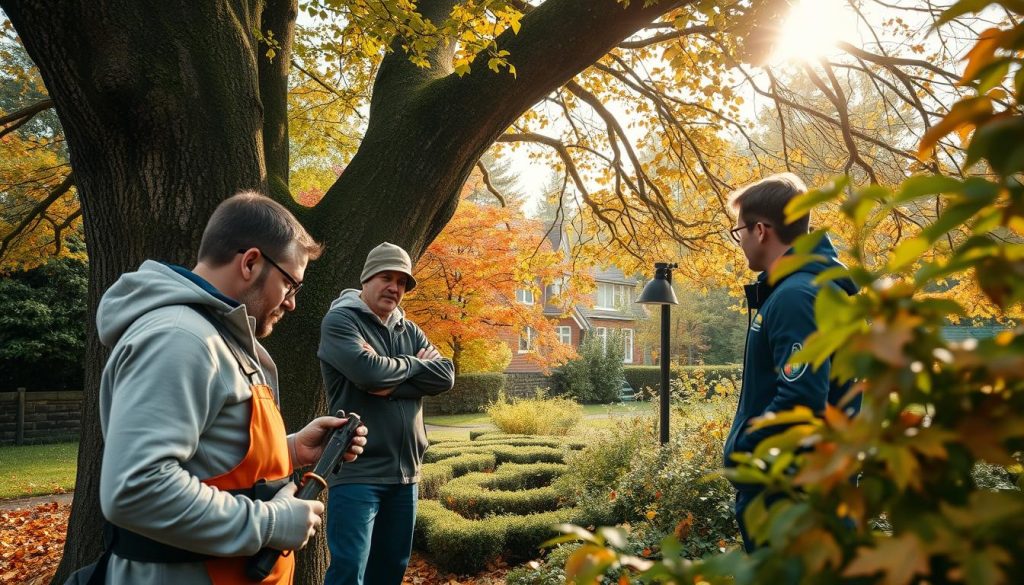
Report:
723,174,860,552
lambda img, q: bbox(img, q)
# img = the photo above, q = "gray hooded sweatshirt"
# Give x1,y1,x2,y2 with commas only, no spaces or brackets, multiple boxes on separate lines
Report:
319,289,454,486
96,261,309,584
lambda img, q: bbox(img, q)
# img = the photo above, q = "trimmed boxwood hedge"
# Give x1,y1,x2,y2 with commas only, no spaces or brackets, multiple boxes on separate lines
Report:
424,444,567,465
415,499,592,573
423,372,505,415
419,452,496,499
437,463,567,517
415,433,591,573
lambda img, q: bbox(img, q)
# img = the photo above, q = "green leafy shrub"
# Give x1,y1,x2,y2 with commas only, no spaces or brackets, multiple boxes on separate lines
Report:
555,398,738,557
423,372,505,415
551,333,624,403
486,390,582,435
0,256,86,391
627,365,742,401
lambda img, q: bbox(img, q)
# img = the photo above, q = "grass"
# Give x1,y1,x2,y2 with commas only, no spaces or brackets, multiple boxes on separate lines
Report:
0,442,78,499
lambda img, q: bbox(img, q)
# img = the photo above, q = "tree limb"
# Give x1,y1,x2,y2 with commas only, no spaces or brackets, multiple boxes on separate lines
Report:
0,173,75,261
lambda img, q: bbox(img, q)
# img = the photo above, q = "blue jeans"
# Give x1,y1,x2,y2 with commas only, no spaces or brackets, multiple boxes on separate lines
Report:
324,483,418,585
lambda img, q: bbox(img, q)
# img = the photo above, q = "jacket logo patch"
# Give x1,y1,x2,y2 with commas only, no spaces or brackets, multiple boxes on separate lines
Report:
750,312,763,332
782,343,807,382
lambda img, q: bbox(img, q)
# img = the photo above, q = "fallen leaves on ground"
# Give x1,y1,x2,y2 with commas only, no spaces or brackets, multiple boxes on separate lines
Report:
0,502,68,584
0,502,514,585
403,552,510,584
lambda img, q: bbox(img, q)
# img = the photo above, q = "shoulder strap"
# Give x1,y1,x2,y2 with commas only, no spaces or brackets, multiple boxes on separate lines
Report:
189,304,262,385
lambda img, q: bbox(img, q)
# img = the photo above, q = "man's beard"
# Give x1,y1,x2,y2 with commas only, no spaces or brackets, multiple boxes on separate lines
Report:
237,270,279,338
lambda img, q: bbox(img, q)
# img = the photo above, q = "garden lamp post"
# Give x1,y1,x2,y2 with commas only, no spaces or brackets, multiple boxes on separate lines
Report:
636,262,678,445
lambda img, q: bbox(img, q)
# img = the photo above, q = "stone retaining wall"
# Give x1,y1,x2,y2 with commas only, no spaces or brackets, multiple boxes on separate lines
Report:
0,390,82,445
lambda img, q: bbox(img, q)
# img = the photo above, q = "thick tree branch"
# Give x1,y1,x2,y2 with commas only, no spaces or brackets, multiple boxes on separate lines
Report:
0,98,54,140
0,173,75,261
617,25,713,49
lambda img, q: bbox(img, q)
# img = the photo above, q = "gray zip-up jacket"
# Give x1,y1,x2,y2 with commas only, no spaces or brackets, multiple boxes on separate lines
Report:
319,289,454,486
95,261,310,584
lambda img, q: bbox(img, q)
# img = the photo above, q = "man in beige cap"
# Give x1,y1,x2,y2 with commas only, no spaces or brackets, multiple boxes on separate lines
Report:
318,242,454,585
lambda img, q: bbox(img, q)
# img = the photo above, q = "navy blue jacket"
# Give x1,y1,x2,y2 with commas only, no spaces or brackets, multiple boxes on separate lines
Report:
723,235,860,469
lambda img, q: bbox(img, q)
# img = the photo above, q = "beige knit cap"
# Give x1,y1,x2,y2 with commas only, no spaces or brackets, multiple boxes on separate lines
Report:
359,242,417,291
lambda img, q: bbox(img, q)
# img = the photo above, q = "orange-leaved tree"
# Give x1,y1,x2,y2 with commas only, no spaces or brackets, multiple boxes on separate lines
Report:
404,179,592,375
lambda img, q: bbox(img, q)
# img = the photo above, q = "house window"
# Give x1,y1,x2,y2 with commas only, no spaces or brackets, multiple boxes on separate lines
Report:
622,329,634,363
516,288,535,305
595,283,633,309
594,327,608,350
557,326,572,345
519,327,535,353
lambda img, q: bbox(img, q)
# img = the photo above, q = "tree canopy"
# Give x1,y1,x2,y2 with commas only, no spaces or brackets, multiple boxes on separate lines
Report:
0,1,1015,583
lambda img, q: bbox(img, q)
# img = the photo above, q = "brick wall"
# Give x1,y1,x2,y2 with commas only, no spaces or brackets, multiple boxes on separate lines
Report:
0,390,82,445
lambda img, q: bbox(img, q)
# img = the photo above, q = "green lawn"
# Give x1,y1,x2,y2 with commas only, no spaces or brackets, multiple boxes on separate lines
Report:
0,441,78,499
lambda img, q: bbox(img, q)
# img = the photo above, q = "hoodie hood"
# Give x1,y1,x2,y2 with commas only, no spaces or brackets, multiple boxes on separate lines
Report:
330,288,406,330
97,260,245,347
787,234,857,295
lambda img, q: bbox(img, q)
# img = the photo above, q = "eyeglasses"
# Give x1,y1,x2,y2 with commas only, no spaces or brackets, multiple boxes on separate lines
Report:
238,248,303,299
728,221,772,244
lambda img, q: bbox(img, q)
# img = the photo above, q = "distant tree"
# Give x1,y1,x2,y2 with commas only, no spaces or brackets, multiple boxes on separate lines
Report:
404,180,590,374
638,283,746,365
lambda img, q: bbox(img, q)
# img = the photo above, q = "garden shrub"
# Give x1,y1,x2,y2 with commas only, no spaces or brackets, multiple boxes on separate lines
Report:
551,333,624,403
423,372,505,415
554,400,738,557
486,390,582,435
627,365,742,401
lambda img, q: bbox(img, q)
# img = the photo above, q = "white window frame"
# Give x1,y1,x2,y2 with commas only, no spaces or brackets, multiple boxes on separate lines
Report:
556,326,572,346
595,283,632,309
518,327,536,353
594,327,608,351
516,288,535,305
622,328,634,363
595,283,615,309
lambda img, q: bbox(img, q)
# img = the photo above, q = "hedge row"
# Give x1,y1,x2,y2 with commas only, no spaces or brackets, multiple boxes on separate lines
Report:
444,436,587,451
424,444,567,465
623,364,742,396
437,463,568,517
415,499,592,573
419,452,496,499
423,373,505,415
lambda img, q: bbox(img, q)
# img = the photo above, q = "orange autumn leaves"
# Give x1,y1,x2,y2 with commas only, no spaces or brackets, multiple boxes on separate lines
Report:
0,502,67,584
403,192,593,374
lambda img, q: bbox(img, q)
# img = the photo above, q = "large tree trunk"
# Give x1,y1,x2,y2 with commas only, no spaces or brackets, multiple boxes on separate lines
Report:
2,0,684,583
1,1,268,582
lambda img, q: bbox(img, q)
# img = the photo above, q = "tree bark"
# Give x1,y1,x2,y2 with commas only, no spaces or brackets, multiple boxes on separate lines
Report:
0,1,268,582
2,0,686,583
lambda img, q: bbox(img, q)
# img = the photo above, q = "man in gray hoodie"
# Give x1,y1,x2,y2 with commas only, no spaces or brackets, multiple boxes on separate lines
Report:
91,192,367,585
319,242,455,585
